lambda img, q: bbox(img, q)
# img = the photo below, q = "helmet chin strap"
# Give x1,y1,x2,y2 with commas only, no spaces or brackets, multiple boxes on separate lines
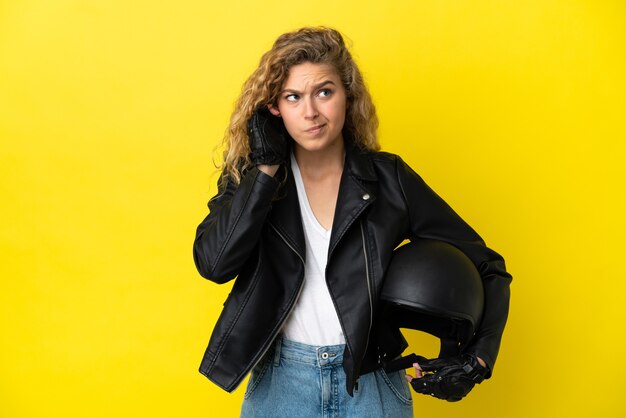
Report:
377,315,463,374
382,353,424,373
382,336,461,373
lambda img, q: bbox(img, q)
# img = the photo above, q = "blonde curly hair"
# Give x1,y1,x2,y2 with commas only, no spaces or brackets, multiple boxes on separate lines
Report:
219,26,380,185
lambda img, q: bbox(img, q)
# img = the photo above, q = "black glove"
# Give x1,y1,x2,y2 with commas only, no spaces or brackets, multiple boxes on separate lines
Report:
247,106,290,166
410,354,488,402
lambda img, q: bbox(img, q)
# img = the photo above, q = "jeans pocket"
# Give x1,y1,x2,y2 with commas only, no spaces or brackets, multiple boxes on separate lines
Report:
244,353,272,400
377,368,413,406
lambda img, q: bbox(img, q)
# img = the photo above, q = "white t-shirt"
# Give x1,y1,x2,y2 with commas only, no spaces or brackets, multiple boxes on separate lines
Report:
280,152,346,345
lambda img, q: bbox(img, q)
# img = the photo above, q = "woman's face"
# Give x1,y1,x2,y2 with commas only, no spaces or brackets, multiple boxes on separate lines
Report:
269,62,347,155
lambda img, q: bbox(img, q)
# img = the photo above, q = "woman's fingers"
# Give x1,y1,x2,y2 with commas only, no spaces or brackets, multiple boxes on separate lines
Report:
405,362,423,382
414,362,423,378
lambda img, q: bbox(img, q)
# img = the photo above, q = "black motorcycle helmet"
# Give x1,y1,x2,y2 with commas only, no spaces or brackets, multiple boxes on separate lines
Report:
380,239,484,362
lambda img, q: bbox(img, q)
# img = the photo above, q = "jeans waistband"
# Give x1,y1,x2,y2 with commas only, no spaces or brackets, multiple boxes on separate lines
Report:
273,336,345,367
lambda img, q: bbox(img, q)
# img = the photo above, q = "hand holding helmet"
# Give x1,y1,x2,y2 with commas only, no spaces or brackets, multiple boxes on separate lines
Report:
407,353,489,402
379,239,491,402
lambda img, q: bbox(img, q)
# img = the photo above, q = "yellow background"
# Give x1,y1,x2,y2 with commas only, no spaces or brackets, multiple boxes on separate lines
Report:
2,0,625,417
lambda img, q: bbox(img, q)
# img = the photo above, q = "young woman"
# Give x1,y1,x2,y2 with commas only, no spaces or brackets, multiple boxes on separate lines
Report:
193,27,511,417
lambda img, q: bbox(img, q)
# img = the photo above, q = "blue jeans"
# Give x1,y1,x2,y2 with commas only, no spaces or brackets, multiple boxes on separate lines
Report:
240,337,413,418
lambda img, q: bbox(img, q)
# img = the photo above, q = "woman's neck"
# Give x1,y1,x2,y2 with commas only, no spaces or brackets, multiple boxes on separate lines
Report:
293,140,345,181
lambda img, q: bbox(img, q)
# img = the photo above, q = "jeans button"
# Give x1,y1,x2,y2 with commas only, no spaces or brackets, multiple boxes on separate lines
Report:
321,352,329,360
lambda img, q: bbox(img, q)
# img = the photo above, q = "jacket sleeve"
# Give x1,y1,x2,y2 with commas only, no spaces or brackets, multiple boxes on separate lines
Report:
395,155,512,376
193,166,280,284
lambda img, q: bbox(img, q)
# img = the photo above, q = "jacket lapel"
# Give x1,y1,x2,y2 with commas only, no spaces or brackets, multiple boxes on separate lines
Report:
328,141,378,258
268,163,306,260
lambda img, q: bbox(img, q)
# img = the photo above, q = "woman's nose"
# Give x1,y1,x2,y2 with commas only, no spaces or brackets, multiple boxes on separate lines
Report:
303,98,319,119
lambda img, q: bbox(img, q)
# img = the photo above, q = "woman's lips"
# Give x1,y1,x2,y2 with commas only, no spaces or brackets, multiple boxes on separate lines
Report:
305,124,326,134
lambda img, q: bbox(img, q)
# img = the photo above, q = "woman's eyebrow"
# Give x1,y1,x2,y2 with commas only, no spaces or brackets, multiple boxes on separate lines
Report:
280,80,336,94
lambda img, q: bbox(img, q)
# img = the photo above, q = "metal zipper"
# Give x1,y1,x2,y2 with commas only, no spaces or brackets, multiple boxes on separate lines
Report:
232,223,305,391
360,220,374,355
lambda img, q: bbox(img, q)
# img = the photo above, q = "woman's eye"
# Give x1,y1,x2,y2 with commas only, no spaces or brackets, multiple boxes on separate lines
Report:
318,89,332,98
285,94,299,102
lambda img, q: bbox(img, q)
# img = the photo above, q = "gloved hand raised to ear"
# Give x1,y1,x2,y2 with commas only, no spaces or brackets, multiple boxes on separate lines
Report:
407,354,489,402
247,106,290,167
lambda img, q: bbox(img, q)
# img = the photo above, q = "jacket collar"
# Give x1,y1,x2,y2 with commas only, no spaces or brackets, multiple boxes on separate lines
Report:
343,132,378,182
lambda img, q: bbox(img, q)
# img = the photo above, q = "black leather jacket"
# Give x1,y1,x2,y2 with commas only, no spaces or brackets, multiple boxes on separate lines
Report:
193,140,512,395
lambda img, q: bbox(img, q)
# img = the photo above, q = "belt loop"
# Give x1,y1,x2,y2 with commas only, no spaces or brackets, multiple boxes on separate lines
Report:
273,336,282,367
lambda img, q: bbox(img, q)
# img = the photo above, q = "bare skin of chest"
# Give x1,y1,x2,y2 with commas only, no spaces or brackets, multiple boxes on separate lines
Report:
301,173,340,231
258,162,340,231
